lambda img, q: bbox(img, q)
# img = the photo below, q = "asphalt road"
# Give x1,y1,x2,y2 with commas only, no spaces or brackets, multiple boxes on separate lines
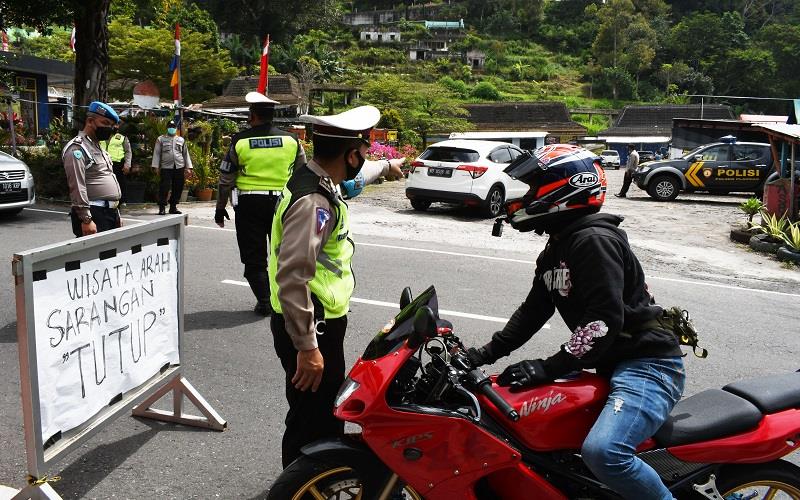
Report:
0,206,798,498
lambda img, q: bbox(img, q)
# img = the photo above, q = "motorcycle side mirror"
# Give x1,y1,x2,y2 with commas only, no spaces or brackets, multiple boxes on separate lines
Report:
400,287,413,310
408,306,437,349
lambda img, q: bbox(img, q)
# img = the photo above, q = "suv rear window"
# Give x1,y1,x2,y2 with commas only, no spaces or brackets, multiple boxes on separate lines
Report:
733,145,769,161
420,147,480,163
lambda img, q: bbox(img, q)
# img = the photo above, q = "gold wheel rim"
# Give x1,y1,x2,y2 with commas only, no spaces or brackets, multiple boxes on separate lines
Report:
291,466,422,500
722,480,800,500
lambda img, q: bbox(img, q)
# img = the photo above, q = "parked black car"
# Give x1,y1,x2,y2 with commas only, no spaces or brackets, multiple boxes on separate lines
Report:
638,150,656,162
633,139,777,201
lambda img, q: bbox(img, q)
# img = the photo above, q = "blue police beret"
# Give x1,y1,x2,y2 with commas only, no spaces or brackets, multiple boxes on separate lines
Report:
87,101,120,124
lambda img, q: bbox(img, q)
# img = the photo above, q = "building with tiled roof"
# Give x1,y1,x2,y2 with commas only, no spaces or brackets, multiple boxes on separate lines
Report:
201,75,306,119
600,104,734,141
463,102,587,141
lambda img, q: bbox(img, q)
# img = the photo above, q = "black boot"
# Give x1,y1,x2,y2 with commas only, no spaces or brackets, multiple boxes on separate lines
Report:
169,205,182,214
158,205,166,215
245,270,271,316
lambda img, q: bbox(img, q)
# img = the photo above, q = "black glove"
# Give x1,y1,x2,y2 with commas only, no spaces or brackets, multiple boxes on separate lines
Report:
467,344,494,368
497,359,549,388
214,208,230,225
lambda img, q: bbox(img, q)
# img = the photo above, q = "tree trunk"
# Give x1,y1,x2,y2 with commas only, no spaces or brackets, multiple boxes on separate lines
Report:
73,0,111,118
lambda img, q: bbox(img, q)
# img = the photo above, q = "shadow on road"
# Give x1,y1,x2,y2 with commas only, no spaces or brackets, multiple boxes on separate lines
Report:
625,196,744,208
0,322,16,343
184,310,264,332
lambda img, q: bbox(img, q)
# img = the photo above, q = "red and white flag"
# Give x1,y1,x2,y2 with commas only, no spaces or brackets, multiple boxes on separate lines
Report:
257,35,270,95
2,31,8,52
69,26,76,52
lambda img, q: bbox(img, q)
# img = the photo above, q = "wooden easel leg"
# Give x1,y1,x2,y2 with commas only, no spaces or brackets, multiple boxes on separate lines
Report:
132,376,227,431
11,482,63,500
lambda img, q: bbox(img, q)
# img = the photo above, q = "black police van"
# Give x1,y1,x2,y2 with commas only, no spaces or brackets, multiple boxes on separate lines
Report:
633,137,774,201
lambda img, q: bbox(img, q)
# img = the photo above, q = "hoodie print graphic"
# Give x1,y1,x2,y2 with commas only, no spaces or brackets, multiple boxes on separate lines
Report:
542,261,571,297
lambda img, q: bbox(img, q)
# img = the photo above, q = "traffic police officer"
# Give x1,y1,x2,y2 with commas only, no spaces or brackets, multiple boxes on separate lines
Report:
268,105,380,466
152,120,193,215
215,92,306,316
62,101,122,237
100,125,132,204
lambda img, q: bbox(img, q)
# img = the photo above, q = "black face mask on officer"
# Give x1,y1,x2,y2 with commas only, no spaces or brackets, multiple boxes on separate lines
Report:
344,149,366,181
91,117,115,141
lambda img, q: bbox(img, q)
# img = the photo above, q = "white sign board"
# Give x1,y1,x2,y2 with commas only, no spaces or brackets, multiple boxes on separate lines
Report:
31,240,180,440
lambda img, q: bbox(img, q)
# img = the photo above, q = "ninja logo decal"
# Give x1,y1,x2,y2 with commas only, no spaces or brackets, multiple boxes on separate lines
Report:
519,390,567,417
542,261,571,297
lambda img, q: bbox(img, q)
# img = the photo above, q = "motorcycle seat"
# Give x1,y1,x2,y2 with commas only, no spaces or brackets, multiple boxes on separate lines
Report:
722,372,800,414
654,389,762,447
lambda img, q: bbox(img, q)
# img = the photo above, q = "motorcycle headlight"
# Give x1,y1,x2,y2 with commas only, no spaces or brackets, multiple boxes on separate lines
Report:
334,377,360,408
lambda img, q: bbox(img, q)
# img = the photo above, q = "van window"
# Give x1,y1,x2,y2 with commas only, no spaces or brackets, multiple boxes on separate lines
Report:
733,144,768,162
420,147,480,163
699,145,731,162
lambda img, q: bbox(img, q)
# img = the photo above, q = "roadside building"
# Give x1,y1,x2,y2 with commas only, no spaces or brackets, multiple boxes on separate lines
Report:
201,75,306,121
459,102,587,147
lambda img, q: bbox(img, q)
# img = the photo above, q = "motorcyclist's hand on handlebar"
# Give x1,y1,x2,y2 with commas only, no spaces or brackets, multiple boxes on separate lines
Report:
293,348,324,392
497,359,549,388
467,346,492,367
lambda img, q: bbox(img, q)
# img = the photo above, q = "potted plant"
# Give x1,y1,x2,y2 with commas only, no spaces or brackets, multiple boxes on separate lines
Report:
188,142,214,201
730,198,762,243
749,210,788,254
777,221,800,264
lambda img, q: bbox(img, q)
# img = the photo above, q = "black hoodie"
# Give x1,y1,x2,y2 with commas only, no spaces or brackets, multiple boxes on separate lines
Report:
487,213,682,377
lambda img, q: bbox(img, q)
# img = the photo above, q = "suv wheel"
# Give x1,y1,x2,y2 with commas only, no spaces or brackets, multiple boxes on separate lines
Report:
483,185,505,218
410,199,431,211
647,174,680,201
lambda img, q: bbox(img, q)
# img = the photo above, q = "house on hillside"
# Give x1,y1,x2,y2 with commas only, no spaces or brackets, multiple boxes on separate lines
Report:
599,104,734,160
462,102,587,146
201,75,306,120
407,20,466,61
342,3,448,25
360,30,402,43
0,51,73,135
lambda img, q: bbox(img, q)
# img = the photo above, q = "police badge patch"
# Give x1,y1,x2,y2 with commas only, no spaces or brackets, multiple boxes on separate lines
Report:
316,207,331,234
73,150,83,160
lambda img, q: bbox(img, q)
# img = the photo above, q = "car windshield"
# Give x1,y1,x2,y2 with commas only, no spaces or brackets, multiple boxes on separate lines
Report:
682,146,705,159
361,285,438,360
420,147,480,163
602,151,618,156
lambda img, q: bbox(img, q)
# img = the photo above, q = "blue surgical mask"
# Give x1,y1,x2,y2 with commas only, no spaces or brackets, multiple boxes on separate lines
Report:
167,127,177,135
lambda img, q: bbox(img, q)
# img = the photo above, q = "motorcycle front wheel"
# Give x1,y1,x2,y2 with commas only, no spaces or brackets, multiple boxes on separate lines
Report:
267,455,423,500
715,460,800,500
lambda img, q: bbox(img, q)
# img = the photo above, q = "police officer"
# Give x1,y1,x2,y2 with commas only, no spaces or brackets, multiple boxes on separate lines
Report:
268,105,380,466
152,120,193,215
100,124,132,205
215,92,306,316
63,101,122,238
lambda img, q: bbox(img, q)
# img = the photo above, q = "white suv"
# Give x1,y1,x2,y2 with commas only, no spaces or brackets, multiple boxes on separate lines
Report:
599,150,620,169
405,139,528,217
0,151,35,216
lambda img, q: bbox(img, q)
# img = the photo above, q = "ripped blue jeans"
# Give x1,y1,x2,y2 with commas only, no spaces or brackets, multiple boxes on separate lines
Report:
581,357,686,500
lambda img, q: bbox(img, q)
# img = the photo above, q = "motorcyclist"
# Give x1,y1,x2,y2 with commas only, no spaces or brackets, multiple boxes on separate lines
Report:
468,145,685,500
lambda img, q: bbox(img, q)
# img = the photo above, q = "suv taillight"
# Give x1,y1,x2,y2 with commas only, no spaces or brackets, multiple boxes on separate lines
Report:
456,165,489,179
410,161,424,173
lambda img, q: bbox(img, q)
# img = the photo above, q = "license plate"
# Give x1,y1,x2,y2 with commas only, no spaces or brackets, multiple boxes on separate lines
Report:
428,167,452,178
0,182,21,192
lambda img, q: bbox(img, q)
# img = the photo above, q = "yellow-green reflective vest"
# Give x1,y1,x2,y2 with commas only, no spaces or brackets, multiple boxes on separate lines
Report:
101,134,125,162
235,130,298,191
269,165,354,319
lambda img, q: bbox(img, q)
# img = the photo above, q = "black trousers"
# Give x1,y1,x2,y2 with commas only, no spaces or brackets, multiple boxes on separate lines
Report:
158,168,185,208
619,170,633,196
70,206,120,238
112,161,127,203
235,194,280,302
270,313,347,467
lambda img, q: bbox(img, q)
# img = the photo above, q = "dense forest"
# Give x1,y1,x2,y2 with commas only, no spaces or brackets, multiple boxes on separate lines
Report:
5,0,800,123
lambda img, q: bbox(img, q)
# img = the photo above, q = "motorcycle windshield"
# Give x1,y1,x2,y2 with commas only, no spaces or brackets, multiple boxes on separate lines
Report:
362,285,439,360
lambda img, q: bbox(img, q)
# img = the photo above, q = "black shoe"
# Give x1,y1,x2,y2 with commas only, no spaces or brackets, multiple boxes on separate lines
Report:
254,301,272,317
158,206,166,215
169,207,182,214
614,193,626,198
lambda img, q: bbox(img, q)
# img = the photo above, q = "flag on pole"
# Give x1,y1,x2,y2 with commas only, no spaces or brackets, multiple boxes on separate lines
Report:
169,24,181,104
69,26,76,53
257,35,270,95
2,31,8,52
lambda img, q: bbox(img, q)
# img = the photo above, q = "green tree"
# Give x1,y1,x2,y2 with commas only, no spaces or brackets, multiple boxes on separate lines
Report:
756,23,800,97
153,0,220,49
407,83,471,147
472,81,502,100
12,29,75,62
107,19,238,103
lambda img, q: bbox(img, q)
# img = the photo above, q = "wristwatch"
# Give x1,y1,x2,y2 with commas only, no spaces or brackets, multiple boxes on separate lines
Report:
81,214,93,224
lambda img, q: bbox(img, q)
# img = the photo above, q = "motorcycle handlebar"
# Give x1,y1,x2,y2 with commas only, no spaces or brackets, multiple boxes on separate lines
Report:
469,369,520,422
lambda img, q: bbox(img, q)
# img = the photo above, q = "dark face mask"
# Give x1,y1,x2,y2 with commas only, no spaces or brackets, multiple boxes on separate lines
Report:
95,125,114,141
345,149,366,181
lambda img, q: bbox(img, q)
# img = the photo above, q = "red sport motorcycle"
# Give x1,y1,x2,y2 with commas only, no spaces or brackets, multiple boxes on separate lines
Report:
268,286,800,500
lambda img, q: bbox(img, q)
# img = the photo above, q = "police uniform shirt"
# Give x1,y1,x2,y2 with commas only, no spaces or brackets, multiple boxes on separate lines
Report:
101,133,132,169
216,124,306,211
63,131,121,221
274,160,338,351
152,134,193,170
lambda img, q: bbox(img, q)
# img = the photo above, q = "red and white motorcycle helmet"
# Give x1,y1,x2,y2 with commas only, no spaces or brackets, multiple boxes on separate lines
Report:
503,144,607,234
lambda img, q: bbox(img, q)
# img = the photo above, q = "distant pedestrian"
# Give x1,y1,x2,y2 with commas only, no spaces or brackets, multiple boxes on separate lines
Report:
100,124,132,205
62,101,122,237
616,144,639,198
152,120,193,215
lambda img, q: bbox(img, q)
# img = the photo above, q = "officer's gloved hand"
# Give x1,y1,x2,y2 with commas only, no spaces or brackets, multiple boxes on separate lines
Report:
497,359,549,388
215,208,230,227
466,345,493,368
